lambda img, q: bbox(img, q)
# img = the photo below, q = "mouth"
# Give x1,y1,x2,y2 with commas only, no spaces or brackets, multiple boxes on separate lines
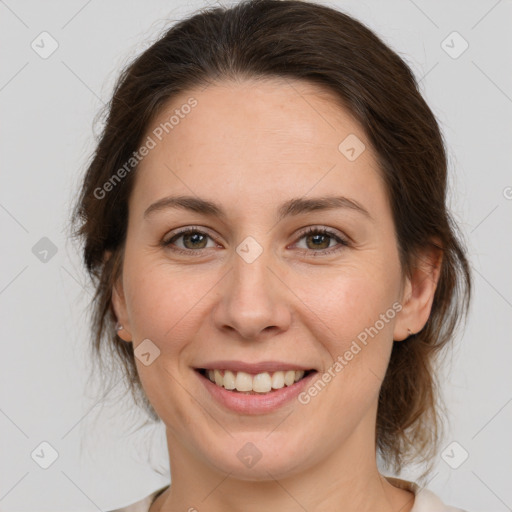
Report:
195,368,317,395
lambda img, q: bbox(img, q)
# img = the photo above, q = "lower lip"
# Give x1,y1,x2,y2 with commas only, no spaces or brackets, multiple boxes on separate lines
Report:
196,370,317,415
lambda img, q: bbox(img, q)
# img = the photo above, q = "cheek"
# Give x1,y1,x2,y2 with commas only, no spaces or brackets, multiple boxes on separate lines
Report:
294,272,400,435
121,258,213,424
293,266,401,346
292,265,401,406
122,257,216,346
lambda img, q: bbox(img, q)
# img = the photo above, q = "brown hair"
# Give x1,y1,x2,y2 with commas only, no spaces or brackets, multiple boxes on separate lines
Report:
71,0,471,476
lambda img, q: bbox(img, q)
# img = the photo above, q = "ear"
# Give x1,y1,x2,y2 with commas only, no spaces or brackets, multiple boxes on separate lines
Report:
106,251,133,343
112,278,133,342
393,244,442,341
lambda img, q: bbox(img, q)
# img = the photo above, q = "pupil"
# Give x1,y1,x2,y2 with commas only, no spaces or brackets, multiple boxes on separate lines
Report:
185,232,206,249
308,233,329,249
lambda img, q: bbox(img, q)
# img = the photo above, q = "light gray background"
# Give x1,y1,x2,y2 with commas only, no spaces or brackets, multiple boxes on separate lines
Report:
1,0,511,510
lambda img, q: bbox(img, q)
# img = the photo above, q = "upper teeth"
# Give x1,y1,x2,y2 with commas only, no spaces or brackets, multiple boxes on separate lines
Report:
207,369,306,393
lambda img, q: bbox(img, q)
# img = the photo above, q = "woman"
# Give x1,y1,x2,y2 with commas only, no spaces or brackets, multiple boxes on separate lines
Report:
72,0,471,510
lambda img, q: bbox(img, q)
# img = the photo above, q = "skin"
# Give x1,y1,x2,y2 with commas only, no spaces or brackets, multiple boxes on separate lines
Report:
112,77,441,512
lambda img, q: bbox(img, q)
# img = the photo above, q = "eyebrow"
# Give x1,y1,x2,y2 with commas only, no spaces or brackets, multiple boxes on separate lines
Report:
143,194,372,221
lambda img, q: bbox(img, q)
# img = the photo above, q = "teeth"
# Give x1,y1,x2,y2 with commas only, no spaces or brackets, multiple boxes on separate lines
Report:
224,370,236,390
235,371,253,392
203,369,309,393
284,370,295,386
271,371,285,389
253,372,272,393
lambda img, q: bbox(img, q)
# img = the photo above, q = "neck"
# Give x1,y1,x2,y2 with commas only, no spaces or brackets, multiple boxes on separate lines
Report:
153,426,414,512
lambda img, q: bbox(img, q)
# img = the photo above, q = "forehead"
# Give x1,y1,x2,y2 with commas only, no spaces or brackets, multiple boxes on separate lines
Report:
130,78,385,218
145,77,364,155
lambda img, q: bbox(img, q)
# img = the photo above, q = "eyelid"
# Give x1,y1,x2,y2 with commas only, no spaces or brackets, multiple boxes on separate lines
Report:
162,225,222,247
294,224,349,242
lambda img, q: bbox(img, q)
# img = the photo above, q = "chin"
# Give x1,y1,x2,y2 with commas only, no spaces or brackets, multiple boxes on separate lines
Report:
198,433,314,481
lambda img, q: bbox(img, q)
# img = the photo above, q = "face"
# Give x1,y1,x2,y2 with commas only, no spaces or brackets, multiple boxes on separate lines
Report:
113,78,424,480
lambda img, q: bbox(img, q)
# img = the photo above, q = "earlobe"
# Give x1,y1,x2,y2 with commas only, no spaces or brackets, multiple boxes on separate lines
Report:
393,276,413,342
112,278,133,342
393,246,442,342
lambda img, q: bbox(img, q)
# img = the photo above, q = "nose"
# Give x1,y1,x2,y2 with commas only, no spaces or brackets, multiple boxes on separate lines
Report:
212,246,292,341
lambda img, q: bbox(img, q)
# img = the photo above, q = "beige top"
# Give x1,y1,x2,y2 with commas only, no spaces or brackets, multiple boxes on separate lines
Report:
107,477,468,512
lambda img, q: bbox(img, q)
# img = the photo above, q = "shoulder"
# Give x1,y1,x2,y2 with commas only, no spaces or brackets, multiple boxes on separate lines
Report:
385,477,468,512
107,485,170,512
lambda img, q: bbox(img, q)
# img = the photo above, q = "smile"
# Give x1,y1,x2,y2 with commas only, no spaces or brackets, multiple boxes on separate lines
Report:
195,367,318,414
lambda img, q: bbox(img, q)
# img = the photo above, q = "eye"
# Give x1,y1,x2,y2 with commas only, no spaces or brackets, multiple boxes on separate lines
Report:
293,226,349,256
161,225,349,257
161,227,219,255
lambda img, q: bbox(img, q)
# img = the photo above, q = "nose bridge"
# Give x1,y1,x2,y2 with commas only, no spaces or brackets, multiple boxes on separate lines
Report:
213,237,291,340
233,245,272,301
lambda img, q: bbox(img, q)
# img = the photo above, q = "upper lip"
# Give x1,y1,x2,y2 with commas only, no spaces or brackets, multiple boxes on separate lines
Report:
196,360,316,374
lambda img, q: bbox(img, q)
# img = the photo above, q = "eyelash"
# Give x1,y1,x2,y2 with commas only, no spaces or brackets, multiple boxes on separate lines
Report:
161,225,349,257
